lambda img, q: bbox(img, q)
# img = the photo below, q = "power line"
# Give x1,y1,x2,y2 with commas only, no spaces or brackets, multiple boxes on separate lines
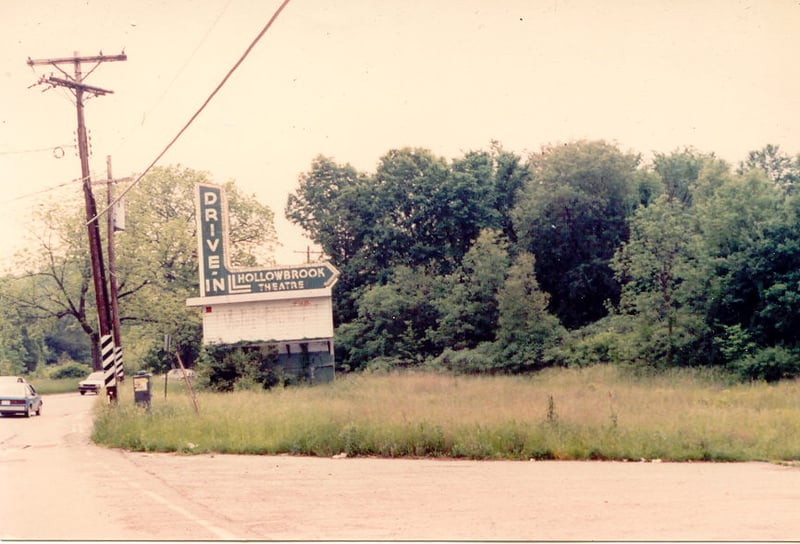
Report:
6,2,233,208
5,176,85,203
0,144,75,157
3,170,132,205
110,0,234,152
92,0,294,226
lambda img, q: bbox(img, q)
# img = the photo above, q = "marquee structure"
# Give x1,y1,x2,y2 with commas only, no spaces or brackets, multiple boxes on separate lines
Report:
186,183,339,382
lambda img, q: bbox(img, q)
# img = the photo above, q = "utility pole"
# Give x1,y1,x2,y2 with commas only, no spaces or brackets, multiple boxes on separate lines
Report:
27,51,126,399
294,245,324,264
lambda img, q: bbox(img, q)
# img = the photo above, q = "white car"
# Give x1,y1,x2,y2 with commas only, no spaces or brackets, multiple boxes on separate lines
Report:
167,368,196,380
78,371,105,395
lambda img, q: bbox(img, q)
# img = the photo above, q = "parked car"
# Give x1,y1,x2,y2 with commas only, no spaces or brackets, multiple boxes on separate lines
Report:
167,368,196,380
0,381,42,417
78,371,105,395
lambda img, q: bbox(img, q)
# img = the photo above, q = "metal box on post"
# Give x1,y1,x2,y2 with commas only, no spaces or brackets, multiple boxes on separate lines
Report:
132,371,152,410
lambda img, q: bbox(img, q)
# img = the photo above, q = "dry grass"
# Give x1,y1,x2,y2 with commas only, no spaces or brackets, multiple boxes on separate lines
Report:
91,365,800,461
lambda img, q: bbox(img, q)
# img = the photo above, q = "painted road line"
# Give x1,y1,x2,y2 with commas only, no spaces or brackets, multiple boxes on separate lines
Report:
124,478,239,540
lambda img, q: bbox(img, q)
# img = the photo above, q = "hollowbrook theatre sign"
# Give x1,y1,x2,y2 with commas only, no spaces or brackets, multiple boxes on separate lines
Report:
186,183,340,382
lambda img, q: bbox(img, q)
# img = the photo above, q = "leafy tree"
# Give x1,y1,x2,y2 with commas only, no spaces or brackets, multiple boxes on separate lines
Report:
484,142,531,243
43,317,92,364
613,158,790,369
4,166,277,370
492,252,565,372
692,168,781,258
651,147,711,205
335,266,443,371
430,229,510,351
513,140,641,328
141,318,203,375
445,146,527,257
287,146,527,324
608,149,717,366
738,144,800,190
287,156,380,322
612,194,703,366
2,193,104,367
371,148,453,269
708,187,800,353
0,302,42,375
285,156,369,265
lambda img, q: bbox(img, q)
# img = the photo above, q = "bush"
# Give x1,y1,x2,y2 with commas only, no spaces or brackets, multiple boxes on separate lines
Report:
427,345,496,374
364,356,410,374
199,344,283,391
50,362,92,379
730,346,800,382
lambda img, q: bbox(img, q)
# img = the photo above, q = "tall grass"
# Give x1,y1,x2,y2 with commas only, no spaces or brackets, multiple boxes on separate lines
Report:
31,377,81,395
92,365,800,461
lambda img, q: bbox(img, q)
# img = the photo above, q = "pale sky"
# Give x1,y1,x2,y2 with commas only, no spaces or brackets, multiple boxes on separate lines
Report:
1,0,798,269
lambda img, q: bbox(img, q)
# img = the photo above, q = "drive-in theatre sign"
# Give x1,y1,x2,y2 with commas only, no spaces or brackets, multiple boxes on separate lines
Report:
187,183,340,382
196,184,338,296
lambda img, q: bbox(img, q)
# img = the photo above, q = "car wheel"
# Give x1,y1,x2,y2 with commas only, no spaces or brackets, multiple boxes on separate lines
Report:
80,391,86,396
26,406,32,418
36,404,42,416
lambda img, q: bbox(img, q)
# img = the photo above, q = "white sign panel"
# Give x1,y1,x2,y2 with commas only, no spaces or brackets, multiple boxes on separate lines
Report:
187,183,339,345
200,295,334,345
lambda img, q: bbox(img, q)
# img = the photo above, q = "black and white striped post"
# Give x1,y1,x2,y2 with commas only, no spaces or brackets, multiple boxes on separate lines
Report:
114,345,124,383
101,334,118,402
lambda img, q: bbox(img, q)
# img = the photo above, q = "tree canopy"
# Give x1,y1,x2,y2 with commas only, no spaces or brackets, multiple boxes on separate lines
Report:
288,141,800,379
3,141,799,383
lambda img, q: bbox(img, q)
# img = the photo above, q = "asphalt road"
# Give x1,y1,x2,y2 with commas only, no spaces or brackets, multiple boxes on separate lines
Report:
2,391,800,540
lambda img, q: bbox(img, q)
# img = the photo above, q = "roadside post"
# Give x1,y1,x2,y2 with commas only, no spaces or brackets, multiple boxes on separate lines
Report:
133,371,152,410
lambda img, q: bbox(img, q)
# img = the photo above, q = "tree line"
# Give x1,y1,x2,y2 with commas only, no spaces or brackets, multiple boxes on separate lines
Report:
287,141,800,380
1,141,799,383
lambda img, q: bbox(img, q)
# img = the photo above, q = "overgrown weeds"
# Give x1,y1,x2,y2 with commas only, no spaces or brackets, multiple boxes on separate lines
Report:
91,365,800,462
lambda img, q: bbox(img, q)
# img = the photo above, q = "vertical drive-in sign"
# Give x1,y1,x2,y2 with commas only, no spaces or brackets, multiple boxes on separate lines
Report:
196,183,339,297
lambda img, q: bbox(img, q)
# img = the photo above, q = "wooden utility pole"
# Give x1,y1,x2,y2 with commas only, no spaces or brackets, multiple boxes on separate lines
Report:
294,245,324,264
106,156,127,381
27,52,126,398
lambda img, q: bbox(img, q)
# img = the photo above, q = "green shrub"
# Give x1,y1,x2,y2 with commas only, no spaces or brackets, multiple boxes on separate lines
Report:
50,362,92,379
364,356,409,374
731,346,800,382
427,344,496,374
200,344,282,391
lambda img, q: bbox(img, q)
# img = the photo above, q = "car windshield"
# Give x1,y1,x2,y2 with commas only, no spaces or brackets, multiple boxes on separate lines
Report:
84,372,104,380
0,383,27,397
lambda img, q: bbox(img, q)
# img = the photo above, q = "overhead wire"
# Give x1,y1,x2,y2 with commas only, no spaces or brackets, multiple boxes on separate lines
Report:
91,0,294,225
4,171,128,204
0,145,75,156
7,0,233,206
111,0,234,150
6,176,85,203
